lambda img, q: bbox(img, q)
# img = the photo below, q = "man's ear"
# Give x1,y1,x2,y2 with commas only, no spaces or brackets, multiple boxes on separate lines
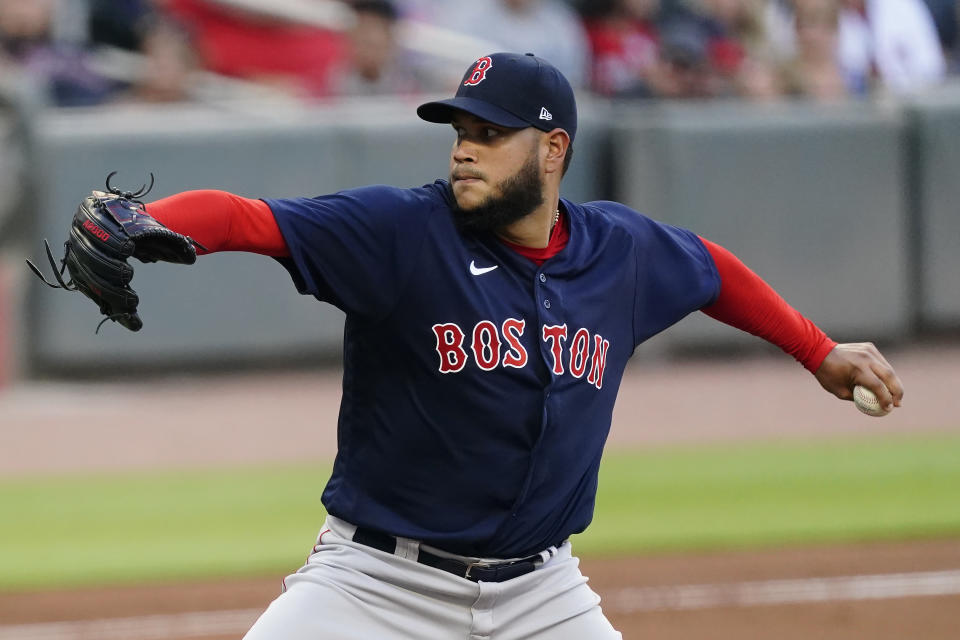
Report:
543,128,570,175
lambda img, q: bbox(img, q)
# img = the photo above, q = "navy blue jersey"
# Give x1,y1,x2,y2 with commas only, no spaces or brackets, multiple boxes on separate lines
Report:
265,180,720,558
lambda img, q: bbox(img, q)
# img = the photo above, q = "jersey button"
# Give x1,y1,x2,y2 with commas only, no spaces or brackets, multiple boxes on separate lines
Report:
543,299,551,309
539,273,547,283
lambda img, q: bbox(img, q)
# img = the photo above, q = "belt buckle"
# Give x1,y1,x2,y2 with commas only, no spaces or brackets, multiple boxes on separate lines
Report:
464,559,495,580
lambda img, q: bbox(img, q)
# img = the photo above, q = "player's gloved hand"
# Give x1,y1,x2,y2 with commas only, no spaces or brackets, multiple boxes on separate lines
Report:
26,172,205,333
813,342,904,412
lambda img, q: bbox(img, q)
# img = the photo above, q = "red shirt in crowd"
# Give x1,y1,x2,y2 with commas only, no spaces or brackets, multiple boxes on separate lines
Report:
585,19,660,96
163,0,347,97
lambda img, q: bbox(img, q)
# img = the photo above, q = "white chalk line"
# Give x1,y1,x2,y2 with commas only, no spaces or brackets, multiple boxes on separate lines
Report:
605,569,960,613
2,570,959,640
0,609,260,640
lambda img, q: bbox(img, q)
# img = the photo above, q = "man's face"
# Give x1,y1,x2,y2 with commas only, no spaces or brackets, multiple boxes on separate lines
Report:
448,113,545,232
350,11,395,81
0,0,53,41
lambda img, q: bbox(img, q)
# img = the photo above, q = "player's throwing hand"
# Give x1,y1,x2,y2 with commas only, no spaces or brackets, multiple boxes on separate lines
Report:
814,342,904,412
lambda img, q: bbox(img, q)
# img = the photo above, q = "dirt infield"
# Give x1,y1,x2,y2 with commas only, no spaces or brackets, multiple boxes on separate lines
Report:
1,343,958,638
2,539,958,639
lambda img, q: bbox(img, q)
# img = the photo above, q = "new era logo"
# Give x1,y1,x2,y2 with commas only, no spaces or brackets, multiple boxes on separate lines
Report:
539,107,552,121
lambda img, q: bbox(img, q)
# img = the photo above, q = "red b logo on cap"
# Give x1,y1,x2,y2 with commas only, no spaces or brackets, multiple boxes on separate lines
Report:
464,56,493,86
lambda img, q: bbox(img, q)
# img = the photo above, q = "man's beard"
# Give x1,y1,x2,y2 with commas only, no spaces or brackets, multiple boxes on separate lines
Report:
451,153,544,234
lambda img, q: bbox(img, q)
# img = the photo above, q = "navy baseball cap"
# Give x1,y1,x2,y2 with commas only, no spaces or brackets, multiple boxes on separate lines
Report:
417,52,577,142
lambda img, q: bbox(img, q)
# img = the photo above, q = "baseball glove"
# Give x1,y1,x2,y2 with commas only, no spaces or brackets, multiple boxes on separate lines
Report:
26,172,205,332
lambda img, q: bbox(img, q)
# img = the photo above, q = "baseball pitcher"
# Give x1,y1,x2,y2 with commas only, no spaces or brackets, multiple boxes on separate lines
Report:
31,53,903,638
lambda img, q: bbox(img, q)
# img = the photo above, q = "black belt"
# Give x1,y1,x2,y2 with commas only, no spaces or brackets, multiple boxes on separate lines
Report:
352,527,540,583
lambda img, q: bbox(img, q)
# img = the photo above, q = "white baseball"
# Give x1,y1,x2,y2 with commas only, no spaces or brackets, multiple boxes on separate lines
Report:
853,385,890,417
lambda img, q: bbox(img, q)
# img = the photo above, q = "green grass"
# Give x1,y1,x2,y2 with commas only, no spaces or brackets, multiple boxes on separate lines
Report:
576,433,960,554
0,466,333,590
1,433,959,591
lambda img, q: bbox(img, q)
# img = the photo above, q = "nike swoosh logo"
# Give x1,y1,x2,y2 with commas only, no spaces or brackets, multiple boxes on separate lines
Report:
470,260,499,276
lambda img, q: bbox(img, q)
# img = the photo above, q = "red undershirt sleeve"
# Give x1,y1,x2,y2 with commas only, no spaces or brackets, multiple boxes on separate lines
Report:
144,190,289,257
699,237,836,372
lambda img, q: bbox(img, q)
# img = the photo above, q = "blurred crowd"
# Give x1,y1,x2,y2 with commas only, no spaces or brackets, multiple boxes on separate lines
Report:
0,0,956,107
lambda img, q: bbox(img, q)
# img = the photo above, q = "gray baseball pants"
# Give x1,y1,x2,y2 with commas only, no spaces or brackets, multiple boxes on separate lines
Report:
243,515,622,639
